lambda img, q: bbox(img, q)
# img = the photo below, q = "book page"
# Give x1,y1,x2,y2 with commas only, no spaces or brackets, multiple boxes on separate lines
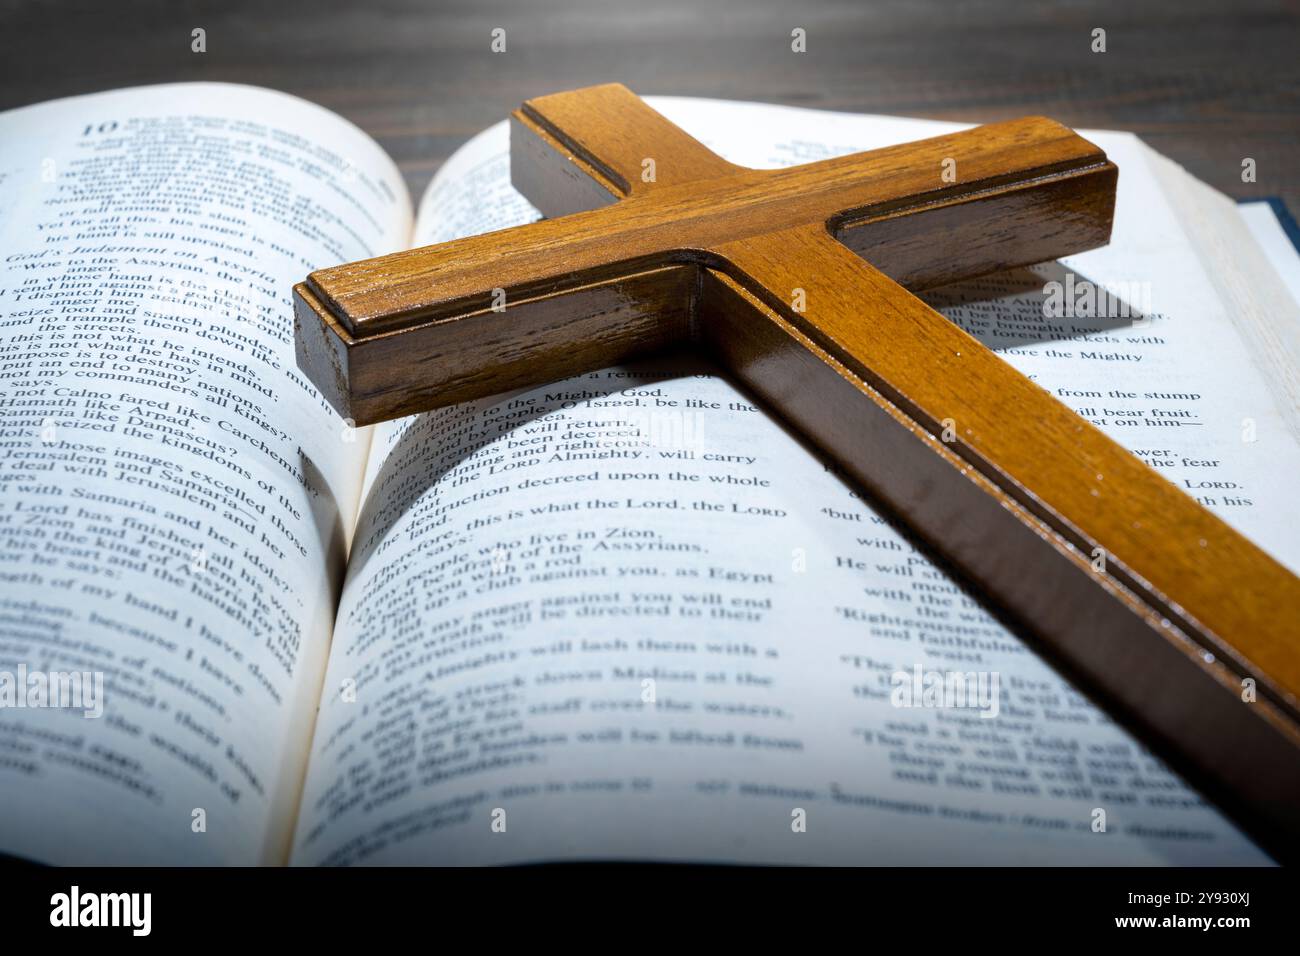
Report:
0,83,410,864
291,99,1296,865
1238,201,1300,312
1157,179,1300,447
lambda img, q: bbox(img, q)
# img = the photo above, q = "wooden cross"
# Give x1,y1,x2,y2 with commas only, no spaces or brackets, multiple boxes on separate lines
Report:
295,84,1300,859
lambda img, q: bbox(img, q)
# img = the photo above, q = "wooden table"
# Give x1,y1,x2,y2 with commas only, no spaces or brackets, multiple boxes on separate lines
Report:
3,0,1297,212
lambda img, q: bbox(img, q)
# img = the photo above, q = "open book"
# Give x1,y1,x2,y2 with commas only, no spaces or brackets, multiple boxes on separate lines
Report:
2,84,1297,866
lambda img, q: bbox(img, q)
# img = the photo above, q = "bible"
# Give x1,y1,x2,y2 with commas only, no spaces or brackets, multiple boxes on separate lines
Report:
1,83,1297,865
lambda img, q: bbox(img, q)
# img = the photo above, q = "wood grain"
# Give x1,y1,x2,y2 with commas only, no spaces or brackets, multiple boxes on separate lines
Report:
295,83,1300,860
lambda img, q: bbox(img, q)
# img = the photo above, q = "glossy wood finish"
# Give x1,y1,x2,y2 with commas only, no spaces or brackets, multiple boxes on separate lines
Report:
294,83,1300,859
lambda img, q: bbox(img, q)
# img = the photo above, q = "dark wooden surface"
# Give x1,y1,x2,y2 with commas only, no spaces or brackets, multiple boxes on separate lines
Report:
2,0,1297,211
